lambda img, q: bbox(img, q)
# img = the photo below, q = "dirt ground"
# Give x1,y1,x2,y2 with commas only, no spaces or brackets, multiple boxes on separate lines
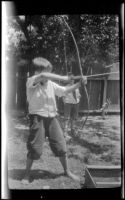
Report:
7,112,121,189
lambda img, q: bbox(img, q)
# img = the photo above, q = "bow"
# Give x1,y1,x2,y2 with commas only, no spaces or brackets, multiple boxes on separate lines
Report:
59,15,90,129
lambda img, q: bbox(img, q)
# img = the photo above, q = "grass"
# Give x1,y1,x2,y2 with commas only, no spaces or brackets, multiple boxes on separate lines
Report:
7,113,121,189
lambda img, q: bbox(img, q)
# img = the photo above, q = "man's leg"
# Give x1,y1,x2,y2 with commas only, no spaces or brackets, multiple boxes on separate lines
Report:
63,119,69,136
70,119,74,131
63,104,71,140
49,118,80,182
22,158,34,184
71,104,79,136
22,115,45,184
59,155,80,182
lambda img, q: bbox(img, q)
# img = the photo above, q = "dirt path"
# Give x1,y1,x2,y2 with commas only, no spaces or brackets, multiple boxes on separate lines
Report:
7,114,121,189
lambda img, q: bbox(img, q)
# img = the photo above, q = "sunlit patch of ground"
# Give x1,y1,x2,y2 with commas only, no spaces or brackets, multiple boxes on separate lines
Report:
7,113,121,189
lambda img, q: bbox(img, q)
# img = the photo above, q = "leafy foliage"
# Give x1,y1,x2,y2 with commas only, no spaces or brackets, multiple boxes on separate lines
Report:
7,15,119,75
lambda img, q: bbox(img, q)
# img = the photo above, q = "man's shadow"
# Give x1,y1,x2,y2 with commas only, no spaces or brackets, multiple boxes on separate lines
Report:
8,169,64,183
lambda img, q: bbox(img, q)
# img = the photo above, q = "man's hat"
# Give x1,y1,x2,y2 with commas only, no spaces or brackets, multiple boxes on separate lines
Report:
32,57,52,72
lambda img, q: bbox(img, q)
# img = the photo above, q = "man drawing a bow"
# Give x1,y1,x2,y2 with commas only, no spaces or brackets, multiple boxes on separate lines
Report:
22,57,87,184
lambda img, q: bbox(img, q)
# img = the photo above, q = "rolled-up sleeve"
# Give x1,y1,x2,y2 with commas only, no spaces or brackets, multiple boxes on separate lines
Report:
52,82,66,97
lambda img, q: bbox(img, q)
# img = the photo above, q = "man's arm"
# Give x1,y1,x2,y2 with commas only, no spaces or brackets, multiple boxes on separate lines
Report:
65,77,87,94
65,82,80,94
34,72,70,84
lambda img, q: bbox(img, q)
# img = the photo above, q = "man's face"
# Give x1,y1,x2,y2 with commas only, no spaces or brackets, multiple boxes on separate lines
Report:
69,80,74,85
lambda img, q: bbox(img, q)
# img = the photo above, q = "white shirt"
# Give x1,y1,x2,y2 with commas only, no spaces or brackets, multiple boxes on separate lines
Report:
26,76,66,117
63,88,81,104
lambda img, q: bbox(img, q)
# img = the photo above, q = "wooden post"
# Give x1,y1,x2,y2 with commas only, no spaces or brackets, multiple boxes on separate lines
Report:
102,78,107,117
103,78,107,105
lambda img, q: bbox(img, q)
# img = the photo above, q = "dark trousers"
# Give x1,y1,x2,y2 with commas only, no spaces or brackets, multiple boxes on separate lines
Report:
27,115,67,160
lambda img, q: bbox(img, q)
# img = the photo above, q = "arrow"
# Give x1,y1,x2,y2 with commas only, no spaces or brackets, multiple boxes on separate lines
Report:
72,71,119,80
